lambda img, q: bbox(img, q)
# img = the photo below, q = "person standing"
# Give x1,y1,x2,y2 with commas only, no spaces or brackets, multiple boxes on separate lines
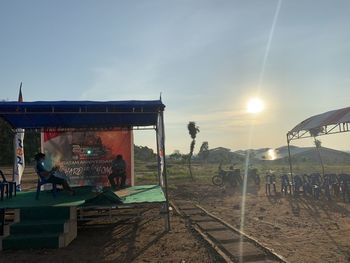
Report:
108,154,127,189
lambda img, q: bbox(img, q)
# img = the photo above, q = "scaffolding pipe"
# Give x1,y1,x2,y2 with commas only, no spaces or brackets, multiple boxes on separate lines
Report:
287,134,294,194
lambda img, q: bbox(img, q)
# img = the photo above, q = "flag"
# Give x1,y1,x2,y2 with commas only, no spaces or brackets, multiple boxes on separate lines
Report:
13,83,25,191
18,83,23,102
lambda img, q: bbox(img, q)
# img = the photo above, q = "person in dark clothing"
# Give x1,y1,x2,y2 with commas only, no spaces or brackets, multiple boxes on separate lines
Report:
302,174,308,195
281,174,290,196
323,174,332,200
293,174,303,195
302,174,312,196
339,173,350,202
265,173,271,195
310,173,321,199
270,173,277,194
329,174,340,197
108,154,127,189
265,171,276,195
34,152,75,195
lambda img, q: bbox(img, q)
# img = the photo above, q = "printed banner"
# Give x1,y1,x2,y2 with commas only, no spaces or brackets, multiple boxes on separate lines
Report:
157,112,165,187
42,130,134,187
13,129,25,186
13,85,24,189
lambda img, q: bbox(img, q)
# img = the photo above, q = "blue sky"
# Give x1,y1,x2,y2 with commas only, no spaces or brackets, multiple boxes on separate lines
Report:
1,1,350,153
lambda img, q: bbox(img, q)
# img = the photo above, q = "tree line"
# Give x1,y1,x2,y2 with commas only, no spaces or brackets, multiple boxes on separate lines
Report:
0,118,159,165
0,118,41,165
0,117,208,167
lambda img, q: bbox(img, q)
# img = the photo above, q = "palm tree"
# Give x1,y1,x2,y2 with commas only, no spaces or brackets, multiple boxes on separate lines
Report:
198,141,209,163
310,128,325,179
187,121,200,180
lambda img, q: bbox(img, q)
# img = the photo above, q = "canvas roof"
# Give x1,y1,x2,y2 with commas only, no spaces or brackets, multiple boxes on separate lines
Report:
0,100,165,130
288,107,350,135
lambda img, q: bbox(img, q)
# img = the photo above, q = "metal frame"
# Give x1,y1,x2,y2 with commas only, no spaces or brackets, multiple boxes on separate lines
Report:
286,122,350,181
0,208,4,236
0,100,164,130
10,126,157,133
287,123,350,142
157,111,170,231
0,100,170,231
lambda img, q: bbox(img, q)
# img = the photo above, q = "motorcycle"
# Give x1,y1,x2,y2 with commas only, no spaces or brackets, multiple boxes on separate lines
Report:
212,165,242,187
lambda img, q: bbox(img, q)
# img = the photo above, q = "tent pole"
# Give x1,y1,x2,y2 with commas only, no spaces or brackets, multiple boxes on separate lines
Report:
313,136,325,181
161,112,171,231
287,134,294,194
155,128,162,186
11,130,16,182
158,112,170,231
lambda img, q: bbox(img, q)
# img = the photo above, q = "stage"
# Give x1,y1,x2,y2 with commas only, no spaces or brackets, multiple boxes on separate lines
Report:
0,185,166,209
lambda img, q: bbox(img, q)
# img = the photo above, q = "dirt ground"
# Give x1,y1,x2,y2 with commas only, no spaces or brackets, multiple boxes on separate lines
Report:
170,182,350,263
0,169,219,263
1,208,219,263
2,168,350,262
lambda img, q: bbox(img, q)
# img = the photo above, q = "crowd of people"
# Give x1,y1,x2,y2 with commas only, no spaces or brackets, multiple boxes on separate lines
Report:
265,171,350,201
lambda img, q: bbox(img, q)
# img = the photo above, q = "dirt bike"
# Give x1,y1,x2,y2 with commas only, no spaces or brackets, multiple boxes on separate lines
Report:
212,166,242,187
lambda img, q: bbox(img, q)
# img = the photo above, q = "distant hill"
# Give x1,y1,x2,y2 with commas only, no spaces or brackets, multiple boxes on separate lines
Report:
275,145,313,158
166,145,350,165
290,147,350,164
206,147,245,163
232,146,350,165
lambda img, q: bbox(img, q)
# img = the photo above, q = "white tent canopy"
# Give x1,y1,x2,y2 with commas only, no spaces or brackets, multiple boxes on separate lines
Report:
287,107,350,141
286,106,350,182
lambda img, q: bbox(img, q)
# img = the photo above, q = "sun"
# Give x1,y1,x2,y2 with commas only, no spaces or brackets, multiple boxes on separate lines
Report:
247,97,264,114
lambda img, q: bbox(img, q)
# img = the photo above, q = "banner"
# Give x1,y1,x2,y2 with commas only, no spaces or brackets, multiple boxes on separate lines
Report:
13,129,25,187
13,84,24,190
157,112,165,187
42,130,134,187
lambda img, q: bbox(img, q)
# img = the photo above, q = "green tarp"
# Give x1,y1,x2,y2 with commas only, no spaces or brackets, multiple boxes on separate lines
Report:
118,185,166,204
0,185,165,209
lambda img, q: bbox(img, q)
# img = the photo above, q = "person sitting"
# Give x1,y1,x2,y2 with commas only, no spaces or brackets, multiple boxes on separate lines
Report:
108,154,127,189
34,153,75,195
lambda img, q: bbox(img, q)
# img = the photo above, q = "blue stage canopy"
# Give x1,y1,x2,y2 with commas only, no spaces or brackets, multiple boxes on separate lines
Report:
0,100,165,130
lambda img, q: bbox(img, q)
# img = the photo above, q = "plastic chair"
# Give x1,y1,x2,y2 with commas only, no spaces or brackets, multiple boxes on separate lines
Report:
0,170,16,200
35,170,57,200
0,208,4,235
0,183,8,201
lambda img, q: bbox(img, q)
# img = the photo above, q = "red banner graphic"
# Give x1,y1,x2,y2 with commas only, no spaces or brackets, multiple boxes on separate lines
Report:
42,130,134,187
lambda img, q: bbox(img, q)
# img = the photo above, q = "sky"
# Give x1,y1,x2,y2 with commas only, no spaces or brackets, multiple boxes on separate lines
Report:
1,0,350,154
